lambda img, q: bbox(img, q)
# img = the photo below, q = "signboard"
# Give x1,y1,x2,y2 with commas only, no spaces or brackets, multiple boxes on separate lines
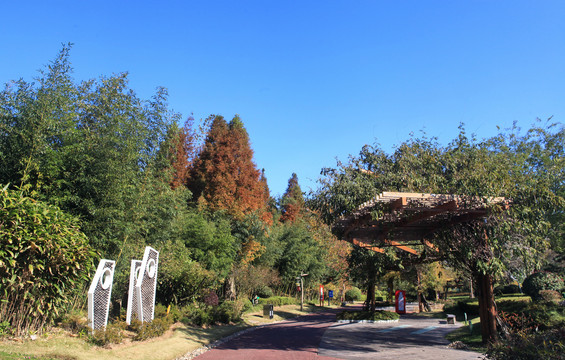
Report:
395,290,406,314
319,284,324,300
328,290,334,298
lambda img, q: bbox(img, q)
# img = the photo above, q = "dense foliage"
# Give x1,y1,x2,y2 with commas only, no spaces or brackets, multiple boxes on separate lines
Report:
522,271,565,301
0,186,95,335
337,310,399,321
309,122,564,342
0,47,348,336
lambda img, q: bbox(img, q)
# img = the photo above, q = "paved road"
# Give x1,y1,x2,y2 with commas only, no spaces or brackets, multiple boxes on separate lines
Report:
195,309,484,360
195,310,340,360
319,314,483,360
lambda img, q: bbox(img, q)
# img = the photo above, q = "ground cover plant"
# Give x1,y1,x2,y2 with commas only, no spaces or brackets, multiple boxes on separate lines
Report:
337,310,399,321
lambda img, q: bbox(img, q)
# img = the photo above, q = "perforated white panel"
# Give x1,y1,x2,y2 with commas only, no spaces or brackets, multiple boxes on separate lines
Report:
126,259,143,325
135,247,159,322
88,259,115,330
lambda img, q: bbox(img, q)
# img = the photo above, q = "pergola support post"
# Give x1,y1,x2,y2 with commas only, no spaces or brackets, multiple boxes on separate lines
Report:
417,268,423,313
477,272,497,344
367,278,376,312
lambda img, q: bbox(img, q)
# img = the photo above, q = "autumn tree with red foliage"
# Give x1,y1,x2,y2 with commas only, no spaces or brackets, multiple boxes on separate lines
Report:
168,117,197,189
280,173,305,223
189,115,270,220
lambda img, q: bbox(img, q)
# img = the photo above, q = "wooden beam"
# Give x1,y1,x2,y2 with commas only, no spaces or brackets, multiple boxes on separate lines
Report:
350,238,385,253
423,240,439,252
390,196,408,211
384,239,419,255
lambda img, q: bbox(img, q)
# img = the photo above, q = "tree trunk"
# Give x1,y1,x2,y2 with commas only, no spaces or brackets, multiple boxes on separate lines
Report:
469,276,475,298
367,278,376,312
417,268,423,313
476,272,497,344
224,274,236,301
387,277,394,303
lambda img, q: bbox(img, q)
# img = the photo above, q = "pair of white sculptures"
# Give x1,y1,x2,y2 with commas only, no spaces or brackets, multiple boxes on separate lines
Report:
87,246,159,330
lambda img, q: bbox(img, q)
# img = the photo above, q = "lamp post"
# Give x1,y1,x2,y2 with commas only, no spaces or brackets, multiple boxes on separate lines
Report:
296,273,308,311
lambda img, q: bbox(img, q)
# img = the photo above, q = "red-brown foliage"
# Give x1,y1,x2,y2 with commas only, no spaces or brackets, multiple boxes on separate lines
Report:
169,117,197,189
189,115,270,219
280,173,305,223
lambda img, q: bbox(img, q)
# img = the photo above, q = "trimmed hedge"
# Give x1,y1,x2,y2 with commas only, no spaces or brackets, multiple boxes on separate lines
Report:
337,310,399,321
345,287,363,302
522,272,564,301
494,284,521,296
258,296,297,306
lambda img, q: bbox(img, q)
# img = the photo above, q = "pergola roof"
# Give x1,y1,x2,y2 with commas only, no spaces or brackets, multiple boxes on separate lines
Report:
333,191,508,255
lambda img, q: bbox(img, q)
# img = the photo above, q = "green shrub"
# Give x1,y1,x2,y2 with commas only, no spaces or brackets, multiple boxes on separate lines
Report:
133,318,169,341
0,186,96,336
258,296,297,306
539,290,564,304
0,321,12,337
522,272,564,301
89,322,125,346
486,328,565,359
345,287,363,302
213,300,244,324
494,284,521,296
256,285,273,298
184,306,212,326
497,300,565,331
167,304,183,322
60,310,89,335
442,298,483,318
153,303,181,324
156,240,216,305
241,299,254,313
337,310,399,321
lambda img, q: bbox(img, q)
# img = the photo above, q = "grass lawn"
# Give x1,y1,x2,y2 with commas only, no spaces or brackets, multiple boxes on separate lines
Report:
0,304,324,360
444,315,486,353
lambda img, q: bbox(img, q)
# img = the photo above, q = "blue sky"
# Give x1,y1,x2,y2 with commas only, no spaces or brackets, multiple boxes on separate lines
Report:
2,1,564,197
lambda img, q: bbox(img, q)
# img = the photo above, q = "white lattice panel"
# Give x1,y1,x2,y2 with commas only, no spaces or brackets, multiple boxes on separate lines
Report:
88,259,115,330
135,247,159,322
126,259,143,324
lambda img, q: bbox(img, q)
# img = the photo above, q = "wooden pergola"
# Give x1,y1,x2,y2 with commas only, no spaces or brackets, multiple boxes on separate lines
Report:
332,191,509,343
333,191,507,256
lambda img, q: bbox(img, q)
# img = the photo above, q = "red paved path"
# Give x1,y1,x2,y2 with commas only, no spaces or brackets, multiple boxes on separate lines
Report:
195,310,341,360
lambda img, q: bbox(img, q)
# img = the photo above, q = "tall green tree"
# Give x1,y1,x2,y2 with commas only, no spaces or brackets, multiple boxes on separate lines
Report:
0,45,181,259
310,122,564,343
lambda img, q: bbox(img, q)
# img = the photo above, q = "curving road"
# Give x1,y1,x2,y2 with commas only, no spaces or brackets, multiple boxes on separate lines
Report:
195,309,340,360
194,308,483,360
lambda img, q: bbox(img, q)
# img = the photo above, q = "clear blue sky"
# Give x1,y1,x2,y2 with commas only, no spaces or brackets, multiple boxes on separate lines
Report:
2,1,564,197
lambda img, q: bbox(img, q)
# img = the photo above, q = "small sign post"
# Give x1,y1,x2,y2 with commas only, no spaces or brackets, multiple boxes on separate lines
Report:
328,290,333,306
319,284,324,306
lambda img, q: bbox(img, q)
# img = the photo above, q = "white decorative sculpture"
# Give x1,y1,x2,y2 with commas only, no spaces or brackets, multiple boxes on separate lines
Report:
135,246,159,322
88,259,115,330
126,259,143,324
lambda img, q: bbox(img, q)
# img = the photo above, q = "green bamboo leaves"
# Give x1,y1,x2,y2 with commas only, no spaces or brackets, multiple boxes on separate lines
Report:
0,187,95,336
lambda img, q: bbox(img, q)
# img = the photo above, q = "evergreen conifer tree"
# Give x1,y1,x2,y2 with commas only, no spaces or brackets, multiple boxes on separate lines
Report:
280,173,304,223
